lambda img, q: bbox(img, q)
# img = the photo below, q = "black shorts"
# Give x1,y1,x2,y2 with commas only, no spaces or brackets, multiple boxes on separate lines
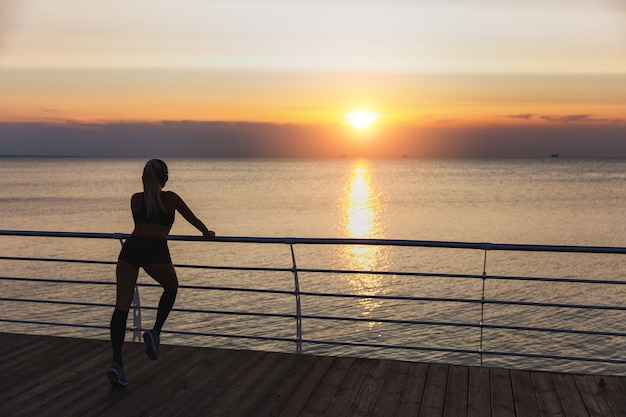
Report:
118,237,172,267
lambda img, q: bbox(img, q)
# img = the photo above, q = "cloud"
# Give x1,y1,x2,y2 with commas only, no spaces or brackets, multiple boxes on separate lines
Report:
541,114,597,123
507,114,536,120
505,113,624,124
539,114,624,124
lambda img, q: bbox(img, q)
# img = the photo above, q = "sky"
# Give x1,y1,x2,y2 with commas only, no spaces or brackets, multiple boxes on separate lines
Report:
0,0,625,157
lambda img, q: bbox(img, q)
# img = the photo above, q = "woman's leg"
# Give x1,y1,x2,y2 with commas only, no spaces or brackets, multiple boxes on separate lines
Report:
143,263,179,334
110,260,139,366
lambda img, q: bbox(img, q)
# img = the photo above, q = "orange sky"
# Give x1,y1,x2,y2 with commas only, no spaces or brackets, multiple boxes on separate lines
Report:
0,0,625,157
2,69,625,127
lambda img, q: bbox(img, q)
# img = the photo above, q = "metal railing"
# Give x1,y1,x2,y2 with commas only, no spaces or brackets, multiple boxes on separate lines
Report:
1,229,626,374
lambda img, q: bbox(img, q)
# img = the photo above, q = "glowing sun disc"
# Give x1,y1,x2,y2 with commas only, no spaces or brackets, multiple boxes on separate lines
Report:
345,111,378,129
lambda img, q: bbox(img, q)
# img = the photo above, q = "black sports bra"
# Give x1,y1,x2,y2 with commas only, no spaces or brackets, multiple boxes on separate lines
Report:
132,196,175,228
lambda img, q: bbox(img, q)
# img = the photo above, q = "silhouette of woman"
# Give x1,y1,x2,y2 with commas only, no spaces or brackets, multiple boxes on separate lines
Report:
107,159,214,387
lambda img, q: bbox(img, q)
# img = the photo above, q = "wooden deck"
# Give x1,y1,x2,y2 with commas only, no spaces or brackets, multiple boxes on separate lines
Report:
2,332,625,417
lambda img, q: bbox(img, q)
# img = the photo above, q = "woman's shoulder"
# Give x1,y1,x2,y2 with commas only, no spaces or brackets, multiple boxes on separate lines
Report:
161,190,183,204
161,190,180,198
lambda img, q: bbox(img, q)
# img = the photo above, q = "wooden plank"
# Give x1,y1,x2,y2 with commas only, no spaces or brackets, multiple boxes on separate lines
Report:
618,375,626,393
444,365,469,417
344,358,390,417
510,369,540,417
276,354,336,417
370,360,411,417
552,373,589,417
595,375,626,417
94,345,231,417
2,337,117,417
250,353,323,417
468,366,490,417
1,334,101,404
394,362,429,416
207,351,288,416
49,341,150,417
420,363,449,417
490,367,516,417
2,333,626,417
160,348,263,417
573,375,614,417
1,332,57,366
31,339,129,417
298,356,356,417
323,357,374,417
531,370,566,417
225,350,304,417
179,350,277,416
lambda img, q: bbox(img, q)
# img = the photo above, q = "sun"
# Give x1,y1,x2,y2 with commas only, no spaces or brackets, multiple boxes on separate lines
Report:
345,110,378,130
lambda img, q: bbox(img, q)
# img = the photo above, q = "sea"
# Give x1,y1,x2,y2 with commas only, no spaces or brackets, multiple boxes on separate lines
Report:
1,157,626,375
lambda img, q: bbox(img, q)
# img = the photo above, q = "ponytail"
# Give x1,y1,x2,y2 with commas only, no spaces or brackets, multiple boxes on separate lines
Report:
142,159,168,218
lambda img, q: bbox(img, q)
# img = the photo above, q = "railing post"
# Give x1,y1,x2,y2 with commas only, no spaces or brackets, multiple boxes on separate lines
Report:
479,243,491,367
132,288,142,342
288,241,303,354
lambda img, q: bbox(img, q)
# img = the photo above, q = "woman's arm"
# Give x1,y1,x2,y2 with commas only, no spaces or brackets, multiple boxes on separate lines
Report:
169,192,215,238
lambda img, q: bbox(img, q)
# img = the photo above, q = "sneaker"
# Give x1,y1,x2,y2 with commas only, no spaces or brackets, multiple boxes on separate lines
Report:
143,329,160,360
107,361,128,387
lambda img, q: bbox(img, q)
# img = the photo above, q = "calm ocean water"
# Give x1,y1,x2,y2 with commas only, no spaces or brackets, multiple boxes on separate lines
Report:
1,157,625,374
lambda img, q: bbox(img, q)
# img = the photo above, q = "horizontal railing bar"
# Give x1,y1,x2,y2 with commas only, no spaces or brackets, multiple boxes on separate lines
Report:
300,315,626,338
172,263,293,273
173,284,294,296
0,318,110,330
0,256,116,265
0,319,296,344
486,274,626,286
169,307,294,319
161,329,296,343
0,276,115,286
292,267,484,280
0,230,129,239
300,291,482,304
482,323,626,338
0,298,115,309
485,298,626,311
4,229,626,254
301,338,480,355
302,314,479,328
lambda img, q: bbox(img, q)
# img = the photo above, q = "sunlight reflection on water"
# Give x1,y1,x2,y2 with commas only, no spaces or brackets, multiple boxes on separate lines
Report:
338,160,389,328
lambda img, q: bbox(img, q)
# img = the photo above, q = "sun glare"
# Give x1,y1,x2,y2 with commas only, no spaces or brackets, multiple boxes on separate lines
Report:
345,110,378,130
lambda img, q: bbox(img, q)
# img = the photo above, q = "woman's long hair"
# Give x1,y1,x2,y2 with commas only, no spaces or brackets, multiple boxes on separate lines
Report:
142,159,168,218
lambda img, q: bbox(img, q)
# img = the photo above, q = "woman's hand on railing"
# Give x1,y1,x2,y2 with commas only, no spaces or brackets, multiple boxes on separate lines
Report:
203,230,216,240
